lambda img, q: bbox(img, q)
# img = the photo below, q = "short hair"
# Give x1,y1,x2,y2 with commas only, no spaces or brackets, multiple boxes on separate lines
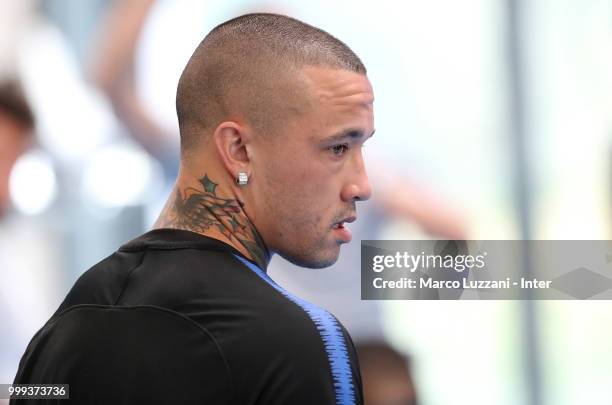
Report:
176,13,366,155
0,80,34,130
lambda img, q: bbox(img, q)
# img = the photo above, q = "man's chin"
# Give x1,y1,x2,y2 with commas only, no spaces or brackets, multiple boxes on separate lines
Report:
279,248,340,269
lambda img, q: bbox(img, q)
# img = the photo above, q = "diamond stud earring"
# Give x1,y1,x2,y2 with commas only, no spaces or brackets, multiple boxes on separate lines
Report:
237,171,249,186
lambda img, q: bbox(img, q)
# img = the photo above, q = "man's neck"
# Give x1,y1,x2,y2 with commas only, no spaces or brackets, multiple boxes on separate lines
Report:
153,173,270,270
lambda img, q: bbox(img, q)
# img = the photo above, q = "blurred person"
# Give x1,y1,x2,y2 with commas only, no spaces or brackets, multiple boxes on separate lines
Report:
0,80,34,385
0,79,61,394
89,0,180,178
356,341,418,405
0,80,34,217
12,13,373,404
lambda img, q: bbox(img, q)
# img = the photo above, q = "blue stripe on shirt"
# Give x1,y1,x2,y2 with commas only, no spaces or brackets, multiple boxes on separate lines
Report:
233,254,356,405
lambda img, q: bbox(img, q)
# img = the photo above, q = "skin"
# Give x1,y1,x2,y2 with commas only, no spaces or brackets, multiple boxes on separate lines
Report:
154,66,374,270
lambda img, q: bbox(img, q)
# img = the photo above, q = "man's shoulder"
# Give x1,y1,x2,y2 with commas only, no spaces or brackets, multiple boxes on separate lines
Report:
55,230,246,311
15,303,234,402
53,249,141,314
219,295,363,405
208,263,363,404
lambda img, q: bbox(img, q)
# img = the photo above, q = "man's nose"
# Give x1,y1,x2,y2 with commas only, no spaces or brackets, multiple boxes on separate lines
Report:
341,153,372,202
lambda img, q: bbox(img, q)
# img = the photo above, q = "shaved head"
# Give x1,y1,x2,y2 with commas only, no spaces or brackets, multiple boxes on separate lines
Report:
176,13,366,156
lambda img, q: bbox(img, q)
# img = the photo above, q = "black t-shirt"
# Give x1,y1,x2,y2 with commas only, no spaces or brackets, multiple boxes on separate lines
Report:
12,229,364,404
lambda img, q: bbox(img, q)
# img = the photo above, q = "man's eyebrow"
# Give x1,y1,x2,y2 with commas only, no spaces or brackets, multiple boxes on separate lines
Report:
325,128,376,142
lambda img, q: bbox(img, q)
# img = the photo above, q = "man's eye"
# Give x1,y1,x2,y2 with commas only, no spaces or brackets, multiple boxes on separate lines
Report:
330,144,349,157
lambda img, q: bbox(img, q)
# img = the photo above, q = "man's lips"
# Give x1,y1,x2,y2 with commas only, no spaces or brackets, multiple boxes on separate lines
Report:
331,215,357,229
331,215,357,243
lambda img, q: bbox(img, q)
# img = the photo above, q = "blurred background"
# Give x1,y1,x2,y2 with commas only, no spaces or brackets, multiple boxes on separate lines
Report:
1,0,611,404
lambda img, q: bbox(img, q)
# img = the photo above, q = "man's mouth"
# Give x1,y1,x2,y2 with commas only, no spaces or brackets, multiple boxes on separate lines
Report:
331,215,356,243
333,215,356,228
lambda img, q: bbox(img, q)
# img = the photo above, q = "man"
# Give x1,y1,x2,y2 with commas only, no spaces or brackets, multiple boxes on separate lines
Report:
12,13,373,404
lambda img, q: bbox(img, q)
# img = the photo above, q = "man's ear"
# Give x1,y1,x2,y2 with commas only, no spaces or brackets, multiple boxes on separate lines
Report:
212,121,252,179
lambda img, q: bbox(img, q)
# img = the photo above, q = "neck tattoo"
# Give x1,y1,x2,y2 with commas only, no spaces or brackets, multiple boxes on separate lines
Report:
156,175,269,269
